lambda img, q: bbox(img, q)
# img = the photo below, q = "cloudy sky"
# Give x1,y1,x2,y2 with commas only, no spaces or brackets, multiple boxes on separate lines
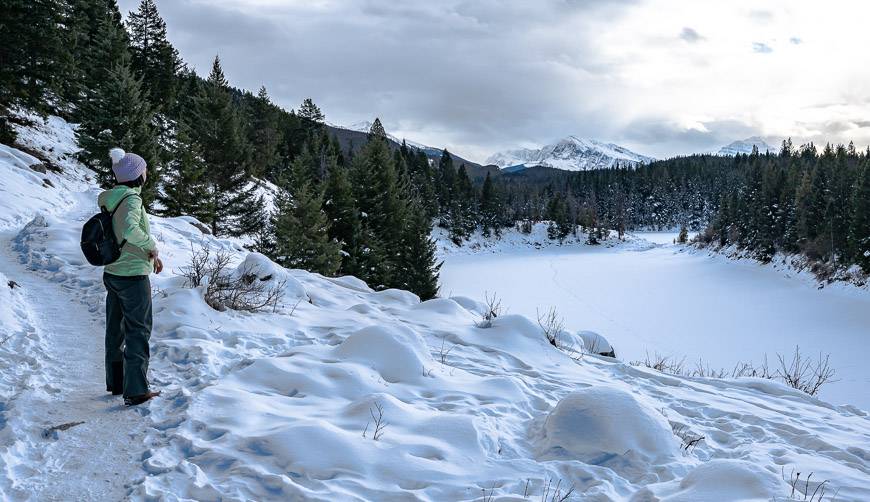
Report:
118,0,870,162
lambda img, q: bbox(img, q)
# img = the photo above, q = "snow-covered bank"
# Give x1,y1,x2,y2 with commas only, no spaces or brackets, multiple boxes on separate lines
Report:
1,116,869,500
434,224,656,257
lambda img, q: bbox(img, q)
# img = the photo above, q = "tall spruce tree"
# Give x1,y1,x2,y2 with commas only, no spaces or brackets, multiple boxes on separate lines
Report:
248,86,281,178
271,176,341,276
349,119,408,288
76,60,161,201
68,0,131,122
398,200,442,300
0,0,68,139
191,55,261,236
323,159,360,275
158,124,212,222
127,0,181,109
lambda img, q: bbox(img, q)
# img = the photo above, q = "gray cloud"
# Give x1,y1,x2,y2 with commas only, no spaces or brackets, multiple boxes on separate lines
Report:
114,0,869,161
790,37,803,45
620,118,762,157
679,27,703,43
752,42,773,54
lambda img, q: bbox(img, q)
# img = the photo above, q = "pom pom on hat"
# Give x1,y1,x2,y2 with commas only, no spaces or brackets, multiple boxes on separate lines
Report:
109,147,126,164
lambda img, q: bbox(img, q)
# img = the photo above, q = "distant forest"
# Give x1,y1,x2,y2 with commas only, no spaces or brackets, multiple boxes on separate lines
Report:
2,0,868,293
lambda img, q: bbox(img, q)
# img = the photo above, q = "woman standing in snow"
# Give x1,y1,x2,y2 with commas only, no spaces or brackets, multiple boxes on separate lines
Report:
98,148,162,406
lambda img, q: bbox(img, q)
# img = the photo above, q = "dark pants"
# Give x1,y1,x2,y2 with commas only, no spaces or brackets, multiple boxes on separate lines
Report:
103,273,152,397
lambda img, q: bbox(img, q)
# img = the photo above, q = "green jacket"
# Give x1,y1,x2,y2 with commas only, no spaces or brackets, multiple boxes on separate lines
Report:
97,186,156,277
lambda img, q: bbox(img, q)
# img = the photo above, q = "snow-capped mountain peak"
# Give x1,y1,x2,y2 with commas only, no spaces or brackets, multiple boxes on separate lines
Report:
486,136,655,171
716,136,777,156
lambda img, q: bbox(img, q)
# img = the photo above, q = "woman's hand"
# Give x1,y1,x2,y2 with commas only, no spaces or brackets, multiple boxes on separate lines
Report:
153,257,163,274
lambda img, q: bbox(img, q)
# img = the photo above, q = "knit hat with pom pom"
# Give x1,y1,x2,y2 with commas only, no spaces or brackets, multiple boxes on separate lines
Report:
109,147,147,183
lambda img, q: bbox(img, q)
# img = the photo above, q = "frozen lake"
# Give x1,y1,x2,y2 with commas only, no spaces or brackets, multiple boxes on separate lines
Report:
440,234,870,410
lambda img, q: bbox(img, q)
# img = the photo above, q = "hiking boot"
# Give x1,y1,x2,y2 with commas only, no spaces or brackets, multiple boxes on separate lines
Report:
124,391,161,406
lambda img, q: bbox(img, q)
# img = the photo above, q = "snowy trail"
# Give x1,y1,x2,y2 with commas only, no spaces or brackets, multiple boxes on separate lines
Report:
0,223,148,500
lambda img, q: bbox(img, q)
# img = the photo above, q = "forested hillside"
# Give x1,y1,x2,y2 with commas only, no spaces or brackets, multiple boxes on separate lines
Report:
1,0,444,297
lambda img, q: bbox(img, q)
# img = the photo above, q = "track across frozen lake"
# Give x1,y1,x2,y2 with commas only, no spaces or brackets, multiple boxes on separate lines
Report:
440,234,870,410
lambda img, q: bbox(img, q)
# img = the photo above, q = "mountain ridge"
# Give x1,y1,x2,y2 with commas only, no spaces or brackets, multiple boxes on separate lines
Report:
487,136,655,172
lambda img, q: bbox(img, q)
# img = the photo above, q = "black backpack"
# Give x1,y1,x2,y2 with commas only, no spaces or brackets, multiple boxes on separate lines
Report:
80,194,138,266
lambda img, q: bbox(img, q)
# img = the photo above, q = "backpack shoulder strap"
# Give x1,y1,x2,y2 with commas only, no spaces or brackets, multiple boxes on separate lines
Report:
108,193,142,250
109,193,141,218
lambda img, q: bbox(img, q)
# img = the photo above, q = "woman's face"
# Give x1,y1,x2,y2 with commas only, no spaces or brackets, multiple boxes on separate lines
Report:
142,168,147,183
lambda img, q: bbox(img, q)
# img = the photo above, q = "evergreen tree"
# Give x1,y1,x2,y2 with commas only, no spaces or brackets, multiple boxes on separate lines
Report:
67,0,131,121
76,61,160,200
0,0,68,139
158,125,212,221
248,86,281,178
480,172,502,237
398,201,442,300
323,159,360,274
271,180,341,276
191,55,260,236
437,149,456,218
126,0,181,108
349,121,409,288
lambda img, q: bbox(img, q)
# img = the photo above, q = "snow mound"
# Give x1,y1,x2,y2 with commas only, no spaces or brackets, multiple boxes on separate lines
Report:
577,330,615,356
235,252,308,301
537,386,678,468
333,325,430,383
659,459,782,501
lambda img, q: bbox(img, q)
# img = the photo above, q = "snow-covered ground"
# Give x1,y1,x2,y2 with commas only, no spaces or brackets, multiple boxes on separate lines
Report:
440,231,870,411
0,116,869,500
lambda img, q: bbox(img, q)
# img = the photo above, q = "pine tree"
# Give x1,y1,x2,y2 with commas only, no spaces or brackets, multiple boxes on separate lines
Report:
67,0,131,121
437,149,456,218
248,86,281,179
323,159,360,274
480,172,502,237
158,125,212,221
271,180,341,276
76,61,160,200
191,55,259,236
0,0,69,139
127,0,181,109
398,201,442,300
349,121,408,287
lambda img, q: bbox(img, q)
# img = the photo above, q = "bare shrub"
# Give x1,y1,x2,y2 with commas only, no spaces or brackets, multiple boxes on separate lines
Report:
179,242,214,288
476,291,503,328
781,467,839,501
540,478,575,502
537,307,565,348
179,244,285,312
435,336,456,364
633,348,838,398
776,346,836,396
630,351,686,375
671,424,705,454
363,401,387,441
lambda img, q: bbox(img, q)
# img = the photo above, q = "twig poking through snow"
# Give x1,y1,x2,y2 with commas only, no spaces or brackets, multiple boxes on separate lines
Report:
365,401,387,441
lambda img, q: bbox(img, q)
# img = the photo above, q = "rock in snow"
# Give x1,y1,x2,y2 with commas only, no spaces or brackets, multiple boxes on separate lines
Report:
1,114,869,501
